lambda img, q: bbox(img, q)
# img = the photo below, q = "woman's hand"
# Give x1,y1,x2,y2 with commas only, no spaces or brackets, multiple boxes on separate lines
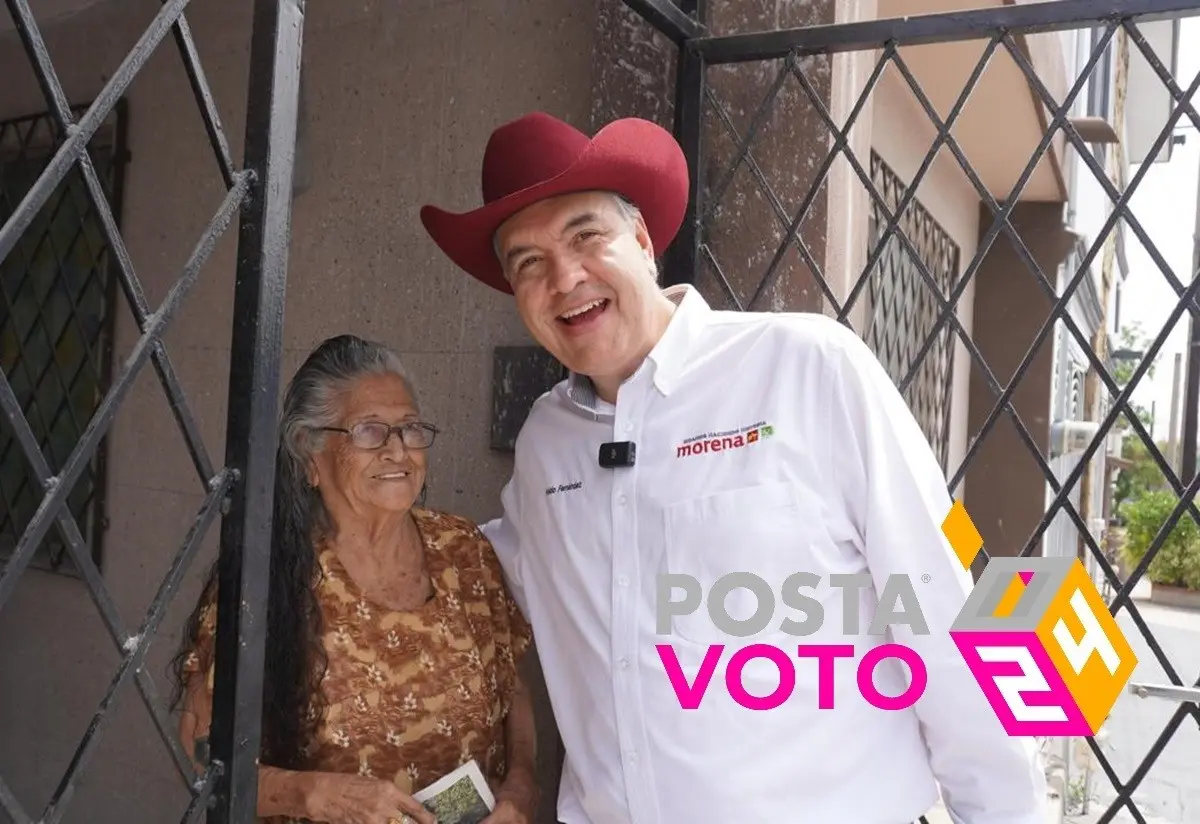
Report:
482,767,538,824
303,772,436,824
481,797,533,824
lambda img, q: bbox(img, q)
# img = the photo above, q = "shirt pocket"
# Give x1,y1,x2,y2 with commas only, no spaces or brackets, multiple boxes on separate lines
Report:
661,479,822,647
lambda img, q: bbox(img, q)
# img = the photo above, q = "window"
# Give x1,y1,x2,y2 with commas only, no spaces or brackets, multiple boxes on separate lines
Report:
863,152,961,473
1112,278,1122,334
0,102,126,575
1080,367,1089,419
1086,26,1114,163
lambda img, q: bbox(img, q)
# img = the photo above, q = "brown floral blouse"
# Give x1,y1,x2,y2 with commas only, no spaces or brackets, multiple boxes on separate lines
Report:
184,508,533,818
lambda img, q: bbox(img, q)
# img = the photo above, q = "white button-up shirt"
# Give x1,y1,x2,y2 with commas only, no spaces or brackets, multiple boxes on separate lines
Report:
483,285,1047,824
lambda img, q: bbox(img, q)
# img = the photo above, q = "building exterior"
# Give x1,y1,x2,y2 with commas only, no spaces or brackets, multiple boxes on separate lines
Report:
1040,16,1183,820
1040,20,1135,819
0,0,1150,822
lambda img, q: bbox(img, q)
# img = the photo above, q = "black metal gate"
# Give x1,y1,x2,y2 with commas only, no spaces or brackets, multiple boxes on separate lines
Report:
0,0,302,822
623,0,1200,822
1,0,1199,822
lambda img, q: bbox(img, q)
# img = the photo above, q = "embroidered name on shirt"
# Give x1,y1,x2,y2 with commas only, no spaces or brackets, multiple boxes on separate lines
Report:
545,481,583,496
675,421,774,458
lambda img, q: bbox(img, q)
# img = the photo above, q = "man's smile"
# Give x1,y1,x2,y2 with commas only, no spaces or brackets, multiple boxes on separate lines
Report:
557,298,611,331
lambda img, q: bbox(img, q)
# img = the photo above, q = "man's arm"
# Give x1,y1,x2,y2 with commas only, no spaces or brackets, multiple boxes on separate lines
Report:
823,322,1048,824
482,475,532,620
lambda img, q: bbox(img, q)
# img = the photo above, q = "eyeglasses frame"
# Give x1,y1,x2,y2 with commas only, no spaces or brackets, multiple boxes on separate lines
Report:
316,420,441,450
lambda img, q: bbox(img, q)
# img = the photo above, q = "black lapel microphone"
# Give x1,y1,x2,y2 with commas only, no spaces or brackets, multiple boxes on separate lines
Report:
599,441,637,468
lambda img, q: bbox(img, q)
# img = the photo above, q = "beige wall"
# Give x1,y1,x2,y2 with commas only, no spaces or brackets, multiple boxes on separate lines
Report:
0,0,851,821
0,0,591,820
867,64,1074,563
869,67,981,492
0,0,1070,821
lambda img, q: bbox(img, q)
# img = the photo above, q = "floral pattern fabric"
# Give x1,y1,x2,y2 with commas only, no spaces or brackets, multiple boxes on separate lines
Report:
184,508,533,820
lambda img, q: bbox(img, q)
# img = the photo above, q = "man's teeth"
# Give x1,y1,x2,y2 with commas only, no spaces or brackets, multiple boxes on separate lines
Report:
560,299,605,320
378,471,409,479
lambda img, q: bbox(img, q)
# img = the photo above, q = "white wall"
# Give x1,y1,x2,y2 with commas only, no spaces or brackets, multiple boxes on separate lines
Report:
1063,26,1119,314
870,66,982,492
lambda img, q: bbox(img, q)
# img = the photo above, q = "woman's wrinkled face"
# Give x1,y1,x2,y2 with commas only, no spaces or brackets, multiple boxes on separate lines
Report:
308,372,429,518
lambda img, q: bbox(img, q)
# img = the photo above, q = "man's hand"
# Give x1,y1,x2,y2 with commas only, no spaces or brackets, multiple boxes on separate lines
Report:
302,772,436,824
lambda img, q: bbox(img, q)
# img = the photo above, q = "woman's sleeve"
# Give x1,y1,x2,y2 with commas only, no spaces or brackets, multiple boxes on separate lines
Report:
181,582,220,705
474,527,534,704
175,579,221,768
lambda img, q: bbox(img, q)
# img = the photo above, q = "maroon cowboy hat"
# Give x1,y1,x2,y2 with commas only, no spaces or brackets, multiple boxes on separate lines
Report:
419,112,690,295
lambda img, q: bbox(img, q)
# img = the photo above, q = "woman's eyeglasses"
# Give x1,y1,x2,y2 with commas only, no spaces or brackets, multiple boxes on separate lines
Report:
318,421,440,450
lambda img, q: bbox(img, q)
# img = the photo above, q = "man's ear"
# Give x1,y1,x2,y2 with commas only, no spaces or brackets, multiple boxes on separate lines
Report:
634,214,655,261
634,216,663,283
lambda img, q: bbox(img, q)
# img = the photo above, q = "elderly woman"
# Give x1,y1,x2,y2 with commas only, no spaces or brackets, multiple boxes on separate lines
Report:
170,335,537,824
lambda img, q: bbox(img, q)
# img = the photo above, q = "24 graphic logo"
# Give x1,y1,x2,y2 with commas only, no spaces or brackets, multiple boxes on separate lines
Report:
942,501,1138,736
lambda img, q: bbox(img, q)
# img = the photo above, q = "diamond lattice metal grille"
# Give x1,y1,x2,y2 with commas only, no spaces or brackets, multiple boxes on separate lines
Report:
0,104,122,576
620,0,1200,822
864,151,959,472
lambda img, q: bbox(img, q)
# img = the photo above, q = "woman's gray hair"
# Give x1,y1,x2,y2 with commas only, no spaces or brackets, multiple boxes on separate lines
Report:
282,335,416,464
276,335,417,537
170,334,418,763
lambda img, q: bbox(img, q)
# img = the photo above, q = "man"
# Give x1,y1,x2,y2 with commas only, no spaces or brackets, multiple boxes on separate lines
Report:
419,112,1048,824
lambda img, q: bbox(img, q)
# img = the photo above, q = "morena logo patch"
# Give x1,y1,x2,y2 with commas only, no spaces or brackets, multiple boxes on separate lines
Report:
675,421,775,459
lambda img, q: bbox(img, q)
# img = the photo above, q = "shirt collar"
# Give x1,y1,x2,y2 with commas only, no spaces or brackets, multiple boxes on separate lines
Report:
565,284,711,412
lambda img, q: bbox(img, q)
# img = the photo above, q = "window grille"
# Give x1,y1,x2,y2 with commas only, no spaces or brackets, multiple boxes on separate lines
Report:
864,151,961,472
0,102,125,575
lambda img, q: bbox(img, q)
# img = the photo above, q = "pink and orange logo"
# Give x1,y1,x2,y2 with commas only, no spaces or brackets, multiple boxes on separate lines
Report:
942,501,1138,736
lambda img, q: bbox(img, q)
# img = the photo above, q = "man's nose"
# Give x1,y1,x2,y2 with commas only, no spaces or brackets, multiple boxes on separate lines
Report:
549,253,588,294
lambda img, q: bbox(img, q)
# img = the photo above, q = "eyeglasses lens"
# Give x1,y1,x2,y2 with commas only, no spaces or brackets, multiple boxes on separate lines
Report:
349,422,435,449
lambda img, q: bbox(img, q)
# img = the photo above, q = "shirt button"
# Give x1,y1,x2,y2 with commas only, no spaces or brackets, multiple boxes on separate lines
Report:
618,657,630,669
618,575,630,587
626,750,639,762
618,494,627,506
624,421,634,432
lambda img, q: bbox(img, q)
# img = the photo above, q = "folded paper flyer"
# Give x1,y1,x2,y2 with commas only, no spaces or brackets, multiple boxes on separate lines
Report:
413,759,496,824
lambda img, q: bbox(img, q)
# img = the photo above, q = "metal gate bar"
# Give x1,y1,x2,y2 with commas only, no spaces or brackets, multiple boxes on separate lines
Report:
5,0,220,490
0,0,305,822
208,0,306,820
664,0,706,289
623,1,1200,822
688,0,1199,62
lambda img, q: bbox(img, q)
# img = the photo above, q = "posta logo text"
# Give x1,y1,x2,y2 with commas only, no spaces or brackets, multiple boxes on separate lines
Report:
942,501,1138,737
653,500,1138,737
